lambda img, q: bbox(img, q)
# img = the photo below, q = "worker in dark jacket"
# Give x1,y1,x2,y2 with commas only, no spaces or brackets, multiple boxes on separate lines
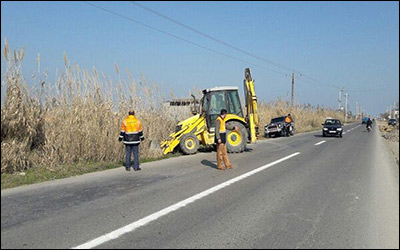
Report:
366,117,373,130
119,110,144,171
215,109,237,170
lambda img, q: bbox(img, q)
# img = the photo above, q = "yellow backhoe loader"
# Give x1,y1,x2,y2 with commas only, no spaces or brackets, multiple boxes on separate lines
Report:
161,68,259,155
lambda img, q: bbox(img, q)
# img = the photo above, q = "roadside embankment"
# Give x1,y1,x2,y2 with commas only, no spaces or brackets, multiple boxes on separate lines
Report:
379,122,399,166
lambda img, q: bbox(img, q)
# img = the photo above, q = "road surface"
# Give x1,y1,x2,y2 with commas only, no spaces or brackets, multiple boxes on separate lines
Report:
1,123,399,249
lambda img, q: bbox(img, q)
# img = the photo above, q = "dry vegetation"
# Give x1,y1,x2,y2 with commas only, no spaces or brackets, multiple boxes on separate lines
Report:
379,122,399,166
1,43,188,174
258,99,348,134
1,43,350,175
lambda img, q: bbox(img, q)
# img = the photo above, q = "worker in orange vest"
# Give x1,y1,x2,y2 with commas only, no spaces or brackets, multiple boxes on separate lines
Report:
285,113,293,123
215,109,238,170
119,110,144,171
284,113,294,136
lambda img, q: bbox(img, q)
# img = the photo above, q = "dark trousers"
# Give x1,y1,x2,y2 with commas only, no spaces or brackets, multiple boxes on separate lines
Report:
125,144,139,170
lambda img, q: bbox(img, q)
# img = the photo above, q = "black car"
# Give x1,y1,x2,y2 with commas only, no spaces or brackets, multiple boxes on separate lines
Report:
322,119,343,137
265,116,286,137
265,116,295,138
388,119,397,126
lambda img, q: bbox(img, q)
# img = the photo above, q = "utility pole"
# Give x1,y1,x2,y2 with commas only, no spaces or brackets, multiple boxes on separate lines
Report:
391,104,393,118
356,101,358,120
338,87,343,111
344,93,349,122
386,106,389,119
360,106,363,119
291,72,295,106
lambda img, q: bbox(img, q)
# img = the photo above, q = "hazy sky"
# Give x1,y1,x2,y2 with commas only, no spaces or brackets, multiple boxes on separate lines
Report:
1,1,399,115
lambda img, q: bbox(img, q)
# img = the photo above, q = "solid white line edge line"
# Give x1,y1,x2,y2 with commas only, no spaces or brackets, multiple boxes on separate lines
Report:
314,140,326,146
72,152,301,249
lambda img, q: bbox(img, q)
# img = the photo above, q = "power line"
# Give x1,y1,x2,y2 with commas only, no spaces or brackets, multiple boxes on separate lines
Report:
82,1,289,76
300,74,339,88
346,84,394,92
84,1,349,93
296,76,338,89
130,1,340,89
130,1,296,73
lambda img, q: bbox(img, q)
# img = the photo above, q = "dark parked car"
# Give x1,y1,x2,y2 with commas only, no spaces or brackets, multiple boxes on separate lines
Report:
322,119,343,137
265,116,295,138
388,119,397,126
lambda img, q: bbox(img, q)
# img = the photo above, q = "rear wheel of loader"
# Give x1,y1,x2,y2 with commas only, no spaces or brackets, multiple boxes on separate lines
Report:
180,133,199,155
226,121,247,153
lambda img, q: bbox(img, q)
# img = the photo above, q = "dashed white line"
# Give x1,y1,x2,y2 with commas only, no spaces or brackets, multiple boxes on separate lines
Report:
314,140,326,146
72,152,301,249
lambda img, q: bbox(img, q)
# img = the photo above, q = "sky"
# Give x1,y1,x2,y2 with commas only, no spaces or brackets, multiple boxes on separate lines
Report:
1,1,399,115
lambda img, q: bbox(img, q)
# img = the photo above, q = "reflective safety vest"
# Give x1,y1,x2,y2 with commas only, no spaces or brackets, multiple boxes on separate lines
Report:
285,116,292,123
216,116,226,133
120,115,144,145
215,116,227,144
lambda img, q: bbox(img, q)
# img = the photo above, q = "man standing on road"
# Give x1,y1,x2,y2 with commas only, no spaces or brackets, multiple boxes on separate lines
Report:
215,109,237,170
119,110,144,171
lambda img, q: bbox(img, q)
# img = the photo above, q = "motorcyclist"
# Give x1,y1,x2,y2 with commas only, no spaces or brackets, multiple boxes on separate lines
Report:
284,114,294,136
366,117,373,131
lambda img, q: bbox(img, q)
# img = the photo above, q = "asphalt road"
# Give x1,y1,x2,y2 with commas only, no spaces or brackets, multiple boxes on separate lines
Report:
1,123,399,249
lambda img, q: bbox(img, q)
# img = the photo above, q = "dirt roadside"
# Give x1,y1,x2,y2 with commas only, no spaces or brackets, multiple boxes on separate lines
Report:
379,122,399,166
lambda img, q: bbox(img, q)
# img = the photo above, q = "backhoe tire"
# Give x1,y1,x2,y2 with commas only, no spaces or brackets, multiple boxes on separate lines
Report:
180,133,199,155
226,121,247,153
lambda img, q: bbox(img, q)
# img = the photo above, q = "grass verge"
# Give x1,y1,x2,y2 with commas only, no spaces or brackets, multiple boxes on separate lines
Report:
1,153,180,190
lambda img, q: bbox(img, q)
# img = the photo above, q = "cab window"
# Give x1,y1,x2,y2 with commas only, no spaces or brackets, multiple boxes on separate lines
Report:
226,91,243,117
209,92,227,115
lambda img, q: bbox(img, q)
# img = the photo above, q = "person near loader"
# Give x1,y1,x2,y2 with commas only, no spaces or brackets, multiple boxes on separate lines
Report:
284,113,294,136
215,109,238,170
119,111,144,171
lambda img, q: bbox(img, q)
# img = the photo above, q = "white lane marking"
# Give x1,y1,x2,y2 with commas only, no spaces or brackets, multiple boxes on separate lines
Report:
72,152,301,249
343,132,346,134
314,140,326,146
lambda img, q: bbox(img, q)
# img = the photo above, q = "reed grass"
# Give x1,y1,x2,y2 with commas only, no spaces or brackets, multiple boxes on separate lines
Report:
1,43,352,174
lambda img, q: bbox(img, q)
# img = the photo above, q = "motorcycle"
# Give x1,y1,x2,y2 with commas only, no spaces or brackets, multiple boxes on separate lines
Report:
285,123,295,136
367,125,371,132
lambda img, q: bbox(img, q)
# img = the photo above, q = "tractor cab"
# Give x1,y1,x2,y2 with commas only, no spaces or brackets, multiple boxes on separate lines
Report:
201,87,244,132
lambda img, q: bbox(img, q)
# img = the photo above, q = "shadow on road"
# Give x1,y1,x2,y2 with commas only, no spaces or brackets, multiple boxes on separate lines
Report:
198,146,253,153
314,135,324,138
201,159,218,170
244,147,253,152
198,147,215,153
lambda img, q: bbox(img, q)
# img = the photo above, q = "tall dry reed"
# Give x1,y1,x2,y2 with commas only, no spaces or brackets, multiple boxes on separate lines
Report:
258,98,348,133
1,43,351,174
1,43,189,173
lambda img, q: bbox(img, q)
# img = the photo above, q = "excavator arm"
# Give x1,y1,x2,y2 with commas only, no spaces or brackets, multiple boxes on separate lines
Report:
244,68,259,143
